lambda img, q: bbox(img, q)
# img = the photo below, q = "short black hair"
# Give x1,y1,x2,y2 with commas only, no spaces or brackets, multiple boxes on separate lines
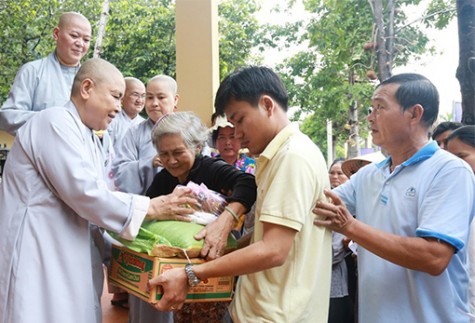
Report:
214,66,289,115
446,125,475,148
378,73,439,128
432,121,463,139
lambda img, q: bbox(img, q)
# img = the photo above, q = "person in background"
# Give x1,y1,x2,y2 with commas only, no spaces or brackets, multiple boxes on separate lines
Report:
145,111,257,323
314,73,475,322
107,77,146,152
0,12,91,135
446,125,475,321
149,66,332,322
446,125,475,171
112,74,178,322
327,158,354,323
210,114,257,238
0,58,198,323
329,158,348,189
112,75,178,195
103,82,147,309
431,120,463,149
210,114,256,175
104,79,147,308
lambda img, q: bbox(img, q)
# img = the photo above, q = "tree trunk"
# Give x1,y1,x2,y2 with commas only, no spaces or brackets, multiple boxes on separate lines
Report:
347,100,360,158
372,0,392,81
456,0,475,125
347,70,360,158
93,0,111,59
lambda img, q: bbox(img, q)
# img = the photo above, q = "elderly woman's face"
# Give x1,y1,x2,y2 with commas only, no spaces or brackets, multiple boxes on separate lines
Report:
157,133,196,183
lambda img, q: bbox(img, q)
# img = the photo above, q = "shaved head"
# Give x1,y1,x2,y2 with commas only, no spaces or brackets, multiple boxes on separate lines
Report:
53,12,91,66
148,75,178,96
72,58,124,97
58,12,90,29
125,77,144,88
72,58,125,130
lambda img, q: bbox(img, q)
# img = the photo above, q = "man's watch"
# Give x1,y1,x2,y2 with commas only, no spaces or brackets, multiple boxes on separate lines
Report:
185,263,201,287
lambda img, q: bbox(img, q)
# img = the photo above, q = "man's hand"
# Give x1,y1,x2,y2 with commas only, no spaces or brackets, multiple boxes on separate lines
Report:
313,189,355,234
148,267,189,312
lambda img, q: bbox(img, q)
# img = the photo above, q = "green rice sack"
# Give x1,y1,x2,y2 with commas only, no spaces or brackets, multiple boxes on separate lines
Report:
110,220,237,258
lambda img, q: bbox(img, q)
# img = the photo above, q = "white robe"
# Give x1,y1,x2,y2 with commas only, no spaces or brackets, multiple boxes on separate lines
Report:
0,102,149,323
0,52,110,321
112,118,161,195
0,52,77,135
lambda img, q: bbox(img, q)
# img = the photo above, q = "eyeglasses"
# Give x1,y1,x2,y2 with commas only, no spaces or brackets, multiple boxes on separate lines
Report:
129,92,146,100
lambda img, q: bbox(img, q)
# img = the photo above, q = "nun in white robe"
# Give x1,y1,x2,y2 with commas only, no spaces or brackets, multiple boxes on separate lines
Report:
0,53,78,135
0,102,151,323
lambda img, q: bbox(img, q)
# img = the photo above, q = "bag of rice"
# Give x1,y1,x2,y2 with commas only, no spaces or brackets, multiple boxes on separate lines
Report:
110,220,237,258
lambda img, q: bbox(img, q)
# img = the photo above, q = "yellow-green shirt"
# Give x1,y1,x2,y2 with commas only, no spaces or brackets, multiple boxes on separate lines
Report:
230,123,332,322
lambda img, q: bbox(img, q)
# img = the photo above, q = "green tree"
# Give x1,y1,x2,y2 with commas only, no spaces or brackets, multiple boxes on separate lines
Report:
218,0,264,78
101,0,263,81
0,0,264,102
272,0,453,159
0,0,101,102
100,0,177,80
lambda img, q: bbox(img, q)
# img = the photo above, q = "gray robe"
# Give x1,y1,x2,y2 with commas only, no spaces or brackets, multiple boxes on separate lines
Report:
112,118,161,195
111,118,172,322
0,52,77,135
0,103,149,323
107,109,145,152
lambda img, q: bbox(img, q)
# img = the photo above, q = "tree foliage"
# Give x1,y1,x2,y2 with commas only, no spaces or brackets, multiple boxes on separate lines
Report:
0,0,264,102
100,0,177,79
0,0,101,102
218,0,264,78
270,0,454,158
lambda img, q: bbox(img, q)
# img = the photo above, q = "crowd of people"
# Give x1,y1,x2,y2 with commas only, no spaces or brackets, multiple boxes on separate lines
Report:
0,10,474,323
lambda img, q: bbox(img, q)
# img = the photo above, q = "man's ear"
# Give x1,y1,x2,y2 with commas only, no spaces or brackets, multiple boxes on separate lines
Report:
80,79,94,99
408,104,424,122
53,27,60,41
259,95,275,115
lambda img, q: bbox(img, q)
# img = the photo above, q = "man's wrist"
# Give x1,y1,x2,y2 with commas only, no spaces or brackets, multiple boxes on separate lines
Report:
184,263,201,287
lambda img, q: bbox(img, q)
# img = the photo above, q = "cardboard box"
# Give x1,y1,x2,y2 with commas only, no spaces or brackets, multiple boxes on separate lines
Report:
108,244,234,303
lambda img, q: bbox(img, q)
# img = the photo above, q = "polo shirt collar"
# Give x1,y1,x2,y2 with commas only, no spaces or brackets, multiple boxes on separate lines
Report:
376,140,439,169
259,123,298,161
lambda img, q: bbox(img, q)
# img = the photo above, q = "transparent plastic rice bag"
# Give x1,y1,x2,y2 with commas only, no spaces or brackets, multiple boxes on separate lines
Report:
180,181,228,225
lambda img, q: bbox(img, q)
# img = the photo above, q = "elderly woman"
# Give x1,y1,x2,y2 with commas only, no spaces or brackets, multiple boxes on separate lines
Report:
139,111,257,323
